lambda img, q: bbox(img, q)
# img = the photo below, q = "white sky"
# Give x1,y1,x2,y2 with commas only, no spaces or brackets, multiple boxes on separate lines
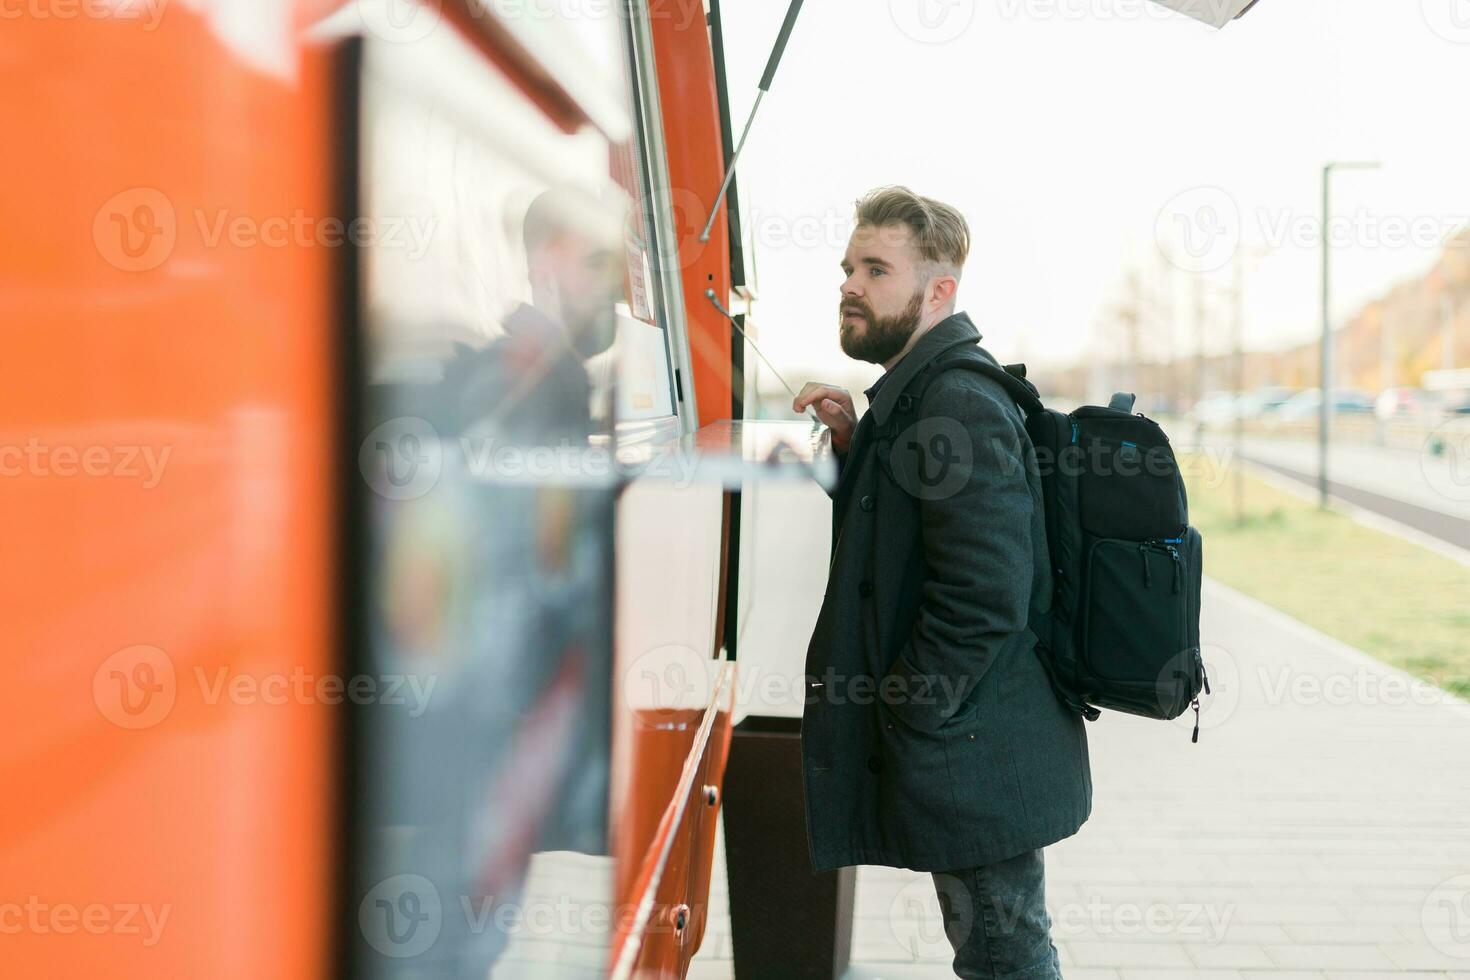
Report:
718,0,1470,386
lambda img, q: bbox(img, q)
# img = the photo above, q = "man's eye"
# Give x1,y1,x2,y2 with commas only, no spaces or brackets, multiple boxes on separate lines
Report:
870,267,884,277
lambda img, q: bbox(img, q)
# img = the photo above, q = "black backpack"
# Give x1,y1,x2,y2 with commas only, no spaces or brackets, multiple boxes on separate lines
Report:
884,344,1211,741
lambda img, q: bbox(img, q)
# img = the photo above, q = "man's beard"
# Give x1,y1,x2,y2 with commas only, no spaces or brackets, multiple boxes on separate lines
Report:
568,305,617,359
838,288,924,364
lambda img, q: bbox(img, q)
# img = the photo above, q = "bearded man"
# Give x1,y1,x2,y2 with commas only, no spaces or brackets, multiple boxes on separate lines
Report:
793,186,1091,980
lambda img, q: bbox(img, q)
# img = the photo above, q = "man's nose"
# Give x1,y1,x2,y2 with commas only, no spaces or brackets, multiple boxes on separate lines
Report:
840,275,862,298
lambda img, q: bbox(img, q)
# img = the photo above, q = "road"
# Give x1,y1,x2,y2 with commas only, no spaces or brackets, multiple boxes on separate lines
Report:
1204,433,1470,551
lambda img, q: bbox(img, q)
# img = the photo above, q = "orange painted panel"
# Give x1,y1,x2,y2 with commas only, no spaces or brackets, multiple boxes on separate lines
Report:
0,5,338,978
646,0,733,428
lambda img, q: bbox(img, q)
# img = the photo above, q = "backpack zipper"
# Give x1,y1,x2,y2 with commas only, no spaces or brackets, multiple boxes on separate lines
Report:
1137,539,1184,592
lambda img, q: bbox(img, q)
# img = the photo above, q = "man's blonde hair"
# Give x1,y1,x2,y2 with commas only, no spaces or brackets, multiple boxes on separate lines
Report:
854,185,970,277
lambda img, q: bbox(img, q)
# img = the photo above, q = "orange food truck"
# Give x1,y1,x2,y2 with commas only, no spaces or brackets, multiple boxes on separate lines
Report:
0,0,1271,976
0,0,834,976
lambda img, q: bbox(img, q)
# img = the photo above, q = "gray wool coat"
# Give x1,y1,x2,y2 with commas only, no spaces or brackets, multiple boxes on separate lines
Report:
800,312,1092,873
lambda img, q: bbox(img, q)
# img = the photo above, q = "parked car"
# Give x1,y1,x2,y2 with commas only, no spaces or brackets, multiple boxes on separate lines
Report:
1189,391,1239,427
1235,386,1298,419
1273,388,1376,422
1374,387,1440,422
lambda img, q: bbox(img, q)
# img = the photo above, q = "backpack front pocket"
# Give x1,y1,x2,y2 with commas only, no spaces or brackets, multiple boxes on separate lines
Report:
1079,536,1195,717
1076,437,1185,540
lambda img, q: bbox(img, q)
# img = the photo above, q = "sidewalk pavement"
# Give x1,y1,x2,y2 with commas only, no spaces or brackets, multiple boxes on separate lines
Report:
691,577,1470,979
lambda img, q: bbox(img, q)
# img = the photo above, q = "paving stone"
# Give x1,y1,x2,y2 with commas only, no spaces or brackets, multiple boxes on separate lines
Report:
689,581,1470,978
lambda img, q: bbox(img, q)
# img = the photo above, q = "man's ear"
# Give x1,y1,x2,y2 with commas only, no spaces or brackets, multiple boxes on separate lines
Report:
929,272,959,309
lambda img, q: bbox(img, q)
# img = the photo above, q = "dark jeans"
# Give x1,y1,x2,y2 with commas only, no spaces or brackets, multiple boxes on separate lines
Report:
931,847,1062,979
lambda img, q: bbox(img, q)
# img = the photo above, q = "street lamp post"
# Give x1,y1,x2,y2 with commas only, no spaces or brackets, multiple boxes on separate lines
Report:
1230,245,1269,525
1319,161,1380,508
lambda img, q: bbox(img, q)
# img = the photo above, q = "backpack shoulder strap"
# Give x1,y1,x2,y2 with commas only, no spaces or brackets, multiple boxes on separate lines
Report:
902,345,1046,418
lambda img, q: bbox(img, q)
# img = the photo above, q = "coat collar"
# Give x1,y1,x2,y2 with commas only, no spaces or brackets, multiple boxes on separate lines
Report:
868,311,983,427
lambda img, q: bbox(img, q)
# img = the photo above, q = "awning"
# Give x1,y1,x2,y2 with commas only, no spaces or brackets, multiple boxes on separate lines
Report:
1148,0,1264,29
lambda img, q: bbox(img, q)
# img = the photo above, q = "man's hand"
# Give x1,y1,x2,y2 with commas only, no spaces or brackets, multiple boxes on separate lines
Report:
794,383,857,453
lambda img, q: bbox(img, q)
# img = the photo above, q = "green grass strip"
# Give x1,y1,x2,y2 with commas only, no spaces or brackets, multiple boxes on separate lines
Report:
1181,454,1470,698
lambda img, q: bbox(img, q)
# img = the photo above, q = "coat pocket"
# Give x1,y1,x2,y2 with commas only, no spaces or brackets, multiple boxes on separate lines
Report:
939,691,1026,834
875,700,962,844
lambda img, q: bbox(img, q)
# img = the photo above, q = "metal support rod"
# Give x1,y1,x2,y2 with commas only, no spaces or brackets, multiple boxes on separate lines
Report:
699,90,764,243
1319,160,1381,509
705,288,819,424
1443,292,1457,372
1232,252,1245,524
1319,165,1331,509
698,0,805,243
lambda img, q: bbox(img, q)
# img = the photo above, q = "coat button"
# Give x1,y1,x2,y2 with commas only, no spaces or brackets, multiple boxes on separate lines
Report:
859,494,875,512
858,580,873,597
866,754,883,774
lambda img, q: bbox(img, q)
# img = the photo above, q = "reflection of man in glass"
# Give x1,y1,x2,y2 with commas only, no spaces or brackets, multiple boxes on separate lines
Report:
442,186,622,443
379,185,624,980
